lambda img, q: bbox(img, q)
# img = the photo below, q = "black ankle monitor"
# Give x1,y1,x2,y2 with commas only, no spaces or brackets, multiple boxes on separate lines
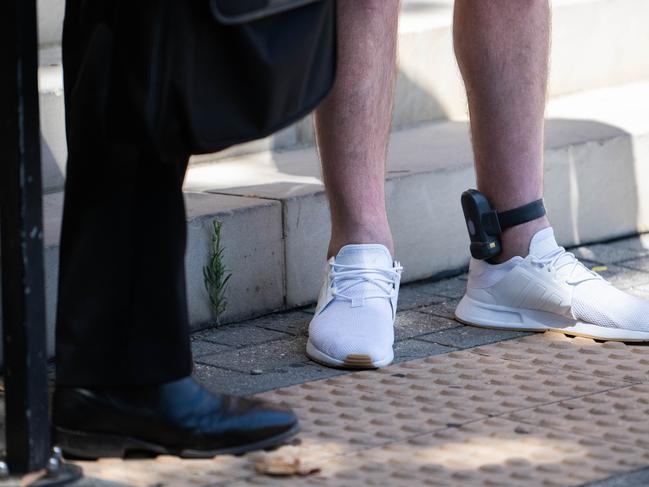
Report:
461,189,546,260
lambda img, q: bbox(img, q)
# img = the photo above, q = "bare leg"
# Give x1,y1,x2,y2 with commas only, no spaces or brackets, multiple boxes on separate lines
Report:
454,0,551,262
315,0,400,258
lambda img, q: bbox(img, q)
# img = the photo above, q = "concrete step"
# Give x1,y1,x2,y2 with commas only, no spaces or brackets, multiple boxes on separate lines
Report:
37,0,649,193
24,81,649,358
185,81,649,306
34,191,286,359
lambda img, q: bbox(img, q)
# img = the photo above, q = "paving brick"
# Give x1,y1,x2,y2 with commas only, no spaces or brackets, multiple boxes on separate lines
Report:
193,363,344,396
421,275,468,299
394,310,458,341
235,310,312,337
418,300,460,320
192,324,291,348
611,234,649,252
572,239,649,265
388,283,444,310
190,339,230,359
395,275,467,314
417,325,533,350
196,336,309,373
593,264,649,289
619,256,649,273
393,339,455,363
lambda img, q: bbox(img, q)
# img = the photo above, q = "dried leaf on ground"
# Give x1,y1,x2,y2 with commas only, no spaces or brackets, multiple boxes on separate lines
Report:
253,446,321,477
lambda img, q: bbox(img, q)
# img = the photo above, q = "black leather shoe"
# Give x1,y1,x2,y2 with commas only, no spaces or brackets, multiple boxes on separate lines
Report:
52,377,299,459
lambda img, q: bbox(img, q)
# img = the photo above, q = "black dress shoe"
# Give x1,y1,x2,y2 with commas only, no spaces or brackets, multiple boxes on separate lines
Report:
52,377,299,459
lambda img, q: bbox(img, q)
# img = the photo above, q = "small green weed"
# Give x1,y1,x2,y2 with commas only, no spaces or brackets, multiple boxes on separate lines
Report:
203,219,232,323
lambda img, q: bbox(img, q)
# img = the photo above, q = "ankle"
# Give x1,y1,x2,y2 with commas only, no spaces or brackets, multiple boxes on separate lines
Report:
328,224,394,258
490,217,550,263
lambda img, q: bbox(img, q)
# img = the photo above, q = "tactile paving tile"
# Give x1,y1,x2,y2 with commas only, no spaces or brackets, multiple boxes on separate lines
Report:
228,417,649,487
72,334,649,487
508,383,649,449
257,367,485,452
258,350,626,426
471,332,649,383
75,455,253,487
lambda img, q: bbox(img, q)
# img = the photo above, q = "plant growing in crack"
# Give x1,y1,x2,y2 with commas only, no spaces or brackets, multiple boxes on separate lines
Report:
203,219,232,324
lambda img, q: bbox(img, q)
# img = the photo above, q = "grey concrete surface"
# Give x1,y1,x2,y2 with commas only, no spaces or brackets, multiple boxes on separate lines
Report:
621,256,649,273
573,240,649,265
186,234,649,398
394,310,458,341
196,336,310,374
417,326,532,349
590,263,649,290
393,339,456,363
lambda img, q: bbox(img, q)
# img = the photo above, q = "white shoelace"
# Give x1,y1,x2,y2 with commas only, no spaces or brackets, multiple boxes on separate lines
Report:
330,262,403,304
530,247,604,286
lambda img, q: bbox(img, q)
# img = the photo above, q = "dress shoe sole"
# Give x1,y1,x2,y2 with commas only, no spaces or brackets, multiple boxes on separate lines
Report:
54,423,300,460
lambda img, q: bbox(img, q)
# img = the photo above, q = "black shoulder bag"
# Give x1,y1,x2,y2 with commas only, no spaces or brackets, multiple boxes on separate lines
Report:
112,0,336,155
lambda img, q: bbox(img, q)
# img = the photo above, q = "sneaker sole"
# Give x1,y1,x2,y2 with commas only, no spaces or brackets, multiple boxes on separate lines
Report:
305,339,393,369
54,422,300,460
455,295,649,342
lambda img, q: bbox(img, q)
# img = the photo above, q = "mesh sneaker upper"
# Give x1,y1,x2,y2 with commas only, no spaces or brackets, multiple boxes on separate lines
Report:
572,280,649,331
309,299,396,359
526,228,649,330
308,244,401,362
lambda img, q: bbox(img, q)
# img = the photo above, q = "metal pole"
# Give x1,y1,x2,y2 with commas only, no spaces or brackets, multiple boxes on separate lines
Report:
0,0,51,475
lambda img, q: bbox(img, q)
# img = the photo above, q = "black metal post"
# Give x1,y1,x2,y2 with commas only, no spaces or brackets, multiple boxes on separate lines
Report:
0,0,51,475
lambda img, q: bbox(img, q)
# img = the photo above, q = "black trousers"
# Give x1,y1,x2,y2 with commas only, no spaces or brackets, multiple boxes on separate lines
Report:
55,0,193,386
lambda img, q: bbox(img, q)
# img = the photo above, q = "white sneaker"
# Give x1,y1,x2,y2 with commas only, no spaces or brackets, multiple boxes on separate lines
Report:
456,228,649,341
306,244,402,369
